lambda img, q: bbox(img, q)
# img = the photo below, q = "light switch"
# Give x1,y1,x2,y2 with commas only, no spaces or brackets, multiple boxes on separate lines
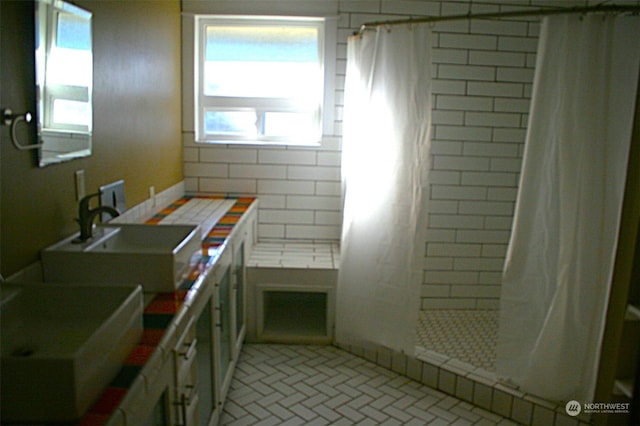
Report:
74,170,86,201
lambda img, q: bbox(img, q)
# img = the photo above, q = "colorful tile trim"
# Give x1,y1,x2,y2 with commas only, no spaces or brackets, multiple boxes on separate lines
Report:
143,195,228,225
78,196,256,425
202,197,255,250
144,195,255,250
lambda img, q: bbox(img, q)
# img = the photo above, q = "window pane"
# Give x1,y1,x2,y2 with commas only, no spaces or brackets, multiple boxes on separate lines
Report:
50,12,92,87
204,25,320,99
263,112,316,139
52,99,90,127
57,12,91,51
205,111,257,136
48,48,92,86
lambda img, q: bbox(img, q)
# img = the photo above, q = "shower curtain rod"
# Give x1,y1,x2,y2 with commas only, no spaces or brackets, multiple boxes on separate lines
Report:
357,4,640,34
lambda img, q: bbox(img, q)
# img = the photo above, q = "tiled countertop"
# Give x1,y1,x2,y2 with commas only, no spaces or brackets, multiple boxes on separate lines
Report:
78,196,256,426
145,195,255,250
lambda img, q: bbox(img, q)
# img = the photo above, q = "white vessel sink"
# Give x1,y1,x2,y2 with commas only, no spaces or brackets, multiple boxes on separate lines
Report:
42,224,202,292
0,283,143,423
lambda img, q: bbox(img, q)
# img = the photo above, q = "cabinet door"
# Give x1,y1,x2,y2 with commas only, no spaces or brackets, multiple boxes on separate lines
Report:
143,391,169,426
217,267,233,393
195,298,217,426
233,240,246,354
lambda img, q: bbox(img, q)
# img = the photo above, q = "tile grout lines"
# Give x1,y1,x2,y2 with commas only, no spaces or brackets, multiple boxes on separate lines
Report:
221,344,517,426
416,310,498,372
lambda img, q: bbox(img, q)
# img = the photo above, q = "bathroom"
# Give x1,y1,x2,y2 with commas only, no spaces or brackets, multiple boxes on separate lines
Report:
1,0,639,425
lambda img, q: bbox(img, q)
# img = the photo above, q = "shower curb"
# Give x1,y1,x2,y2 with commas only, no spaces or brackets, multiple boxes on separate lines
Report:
335,341,593,426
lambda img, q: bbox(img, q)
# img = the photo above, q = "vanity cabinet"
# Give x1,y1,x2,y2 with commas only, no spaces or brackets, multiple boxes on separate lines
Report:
106,198,257,426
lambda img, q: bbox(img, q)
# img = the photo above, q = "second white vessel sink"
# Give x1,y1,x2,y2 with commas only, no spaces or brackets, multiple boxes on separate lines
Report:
0,283,143,423
42,223,202,292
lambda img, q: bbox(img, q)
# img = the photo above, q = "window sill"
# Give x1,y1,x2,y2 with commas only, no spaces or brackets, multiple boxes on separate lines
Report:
194,138,323,148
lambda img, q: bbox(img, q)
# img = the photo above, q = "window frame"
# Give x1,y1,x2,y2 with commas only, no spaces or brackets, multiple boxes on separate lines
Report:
194,15,331,146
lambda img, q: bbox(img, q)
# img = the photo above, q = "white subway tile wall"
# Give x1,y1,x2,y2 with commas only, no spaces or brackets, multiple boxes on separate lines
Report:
183,137,343,241
421,1,536,310
182,0,623,310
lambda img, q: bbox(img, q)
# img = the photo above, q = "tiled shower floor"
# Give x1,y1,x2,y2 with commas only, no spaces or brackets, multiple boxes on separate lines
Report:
416,310,499,372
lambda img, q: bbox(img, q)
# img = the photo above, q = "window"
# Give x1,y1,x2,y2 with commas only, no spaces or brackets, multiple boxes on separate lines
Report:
195,16,329,145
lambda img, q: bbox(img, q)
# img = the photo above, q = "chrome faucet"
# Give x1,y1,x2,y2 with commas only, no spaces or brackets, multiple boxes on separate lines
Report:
73,192,120,243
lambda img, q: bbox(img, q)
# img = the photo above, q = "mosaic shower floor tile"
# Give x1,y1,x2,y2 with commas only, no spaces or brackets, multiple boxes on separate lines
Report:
416,310,498,372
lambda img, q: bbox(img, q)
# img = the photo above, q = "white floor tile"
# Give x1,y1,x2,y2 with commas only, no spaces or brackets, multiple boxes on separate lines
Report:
222,344,509,425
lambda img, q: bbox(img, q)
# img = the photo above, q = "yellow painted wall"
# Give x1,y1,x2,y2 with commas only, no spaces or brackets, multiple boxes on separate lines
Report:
0,0,183,277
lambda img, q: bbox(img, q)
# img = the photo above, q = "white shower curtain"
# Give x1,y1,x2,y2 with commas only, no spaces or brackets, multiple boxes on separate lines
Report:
336,25,432,355
496,15,640,402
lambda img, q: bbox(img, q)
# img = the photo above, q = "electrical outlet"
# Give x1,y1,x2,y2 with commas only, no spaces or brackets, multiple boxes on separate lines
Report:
74,170,85,201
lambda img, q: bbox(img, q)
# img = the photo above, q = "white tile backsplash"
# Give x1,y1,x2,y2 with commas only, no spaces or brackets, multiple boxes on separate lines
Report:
199,146,258,163
199,178,257,194
111,181,185,224
229,164,287,180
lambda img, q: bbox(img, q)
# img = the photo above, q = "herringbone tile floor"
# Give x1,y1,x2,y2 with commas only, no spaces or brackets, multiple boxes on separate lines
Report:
220,344,517,425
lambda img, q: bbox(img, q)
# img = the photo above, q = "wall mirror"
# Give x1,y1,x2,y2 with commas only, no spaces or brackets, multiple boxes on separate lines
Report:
35,0,92,167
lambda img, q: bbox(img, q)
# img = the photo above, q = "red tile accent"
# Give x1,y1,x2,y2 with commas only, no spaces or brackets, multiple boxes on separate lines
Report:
79,412,111,426
144,298,181,314
139,329,165,346
152,292,188,303
89,388,127,415
125,345,155,366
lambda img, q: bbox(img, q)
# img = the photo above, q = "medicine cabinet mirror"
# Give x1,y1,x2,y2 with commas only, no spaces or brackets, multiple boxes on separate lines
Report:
35,0,93,167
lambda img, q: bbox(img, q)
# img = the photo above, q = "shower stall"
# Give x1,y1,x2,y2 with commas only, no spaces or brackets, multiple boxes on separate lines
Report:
337,2,640,417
